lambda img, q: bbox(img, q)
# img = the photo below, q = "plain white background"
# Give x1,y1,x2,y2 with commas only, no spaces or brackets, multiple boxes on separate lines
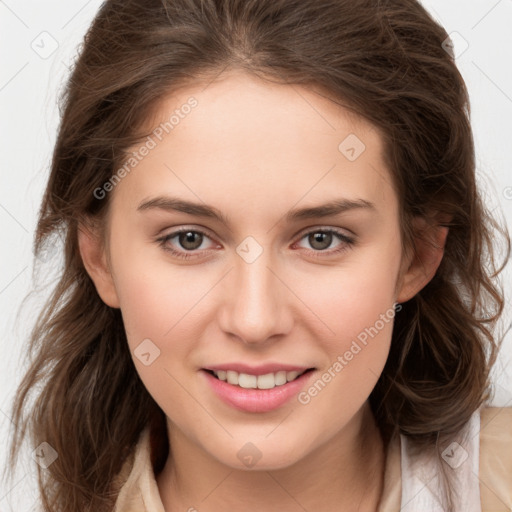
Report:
1,1,511,510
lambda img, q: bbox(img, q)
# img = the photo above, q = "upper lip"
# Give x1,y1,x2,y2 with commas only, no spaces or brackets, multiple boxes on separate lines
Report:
203,363,314,376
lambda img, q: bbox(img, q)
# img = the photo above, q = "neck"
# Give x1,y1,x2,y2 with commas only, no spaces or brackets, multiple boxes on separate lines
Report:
156,402,385,512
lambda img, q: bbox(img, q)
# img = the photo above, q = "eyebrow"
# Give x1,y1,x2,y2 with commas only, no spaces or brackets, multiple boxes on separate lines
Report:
137,196,376,226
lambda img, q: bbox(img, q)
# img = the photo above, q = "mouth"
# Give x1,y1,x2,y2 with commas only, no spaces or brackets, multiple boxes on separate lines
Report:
203,368,315,390
201,366,316,413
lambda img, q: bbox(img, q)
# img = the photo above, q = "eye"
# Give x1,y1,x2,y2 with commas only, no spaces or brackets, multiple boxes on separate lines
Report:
156,228,218,260
294,228,355,256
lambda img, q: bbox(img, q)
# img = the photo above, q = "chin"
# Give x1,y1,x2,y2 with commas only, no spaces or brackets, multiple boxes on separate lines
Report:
211,439,308,471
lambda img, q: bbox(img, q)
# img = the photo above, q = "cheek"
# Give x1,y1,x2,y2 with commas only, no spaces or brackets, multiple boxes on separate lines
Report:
298,248,400,349
295,294,395,442
111,238,209,345
112,264,210,426
116,272,180,345
293,244,400,418
110,241,220,383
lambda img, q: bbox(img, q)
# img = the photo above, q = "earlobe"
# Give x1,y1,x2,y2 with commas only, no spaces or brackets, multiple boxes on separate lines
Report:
396,218,449,304
77,221,120,308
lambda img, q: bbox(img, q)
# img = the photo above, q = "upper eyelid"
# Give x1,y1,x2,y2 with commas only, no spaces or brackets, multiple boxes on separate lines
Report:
294,225,355,239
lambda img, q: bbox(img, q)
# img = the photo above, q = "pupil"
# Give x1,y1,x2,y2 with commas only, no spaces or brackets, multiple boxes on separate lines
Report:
310,232,332,250
180,231,202,250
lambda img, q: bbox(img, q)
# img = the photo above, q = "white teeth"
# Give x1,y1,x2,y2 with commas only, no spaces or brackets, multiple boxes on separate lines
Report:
226,370,239,385
274,371,287,386
238,373,257,389
212,369,307,388
257,373,276,389
286,371,300,381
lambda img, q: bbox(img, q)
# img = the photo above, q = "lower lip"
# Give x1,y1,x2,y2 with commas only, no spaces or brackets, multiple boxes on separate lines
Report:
201,369,315,413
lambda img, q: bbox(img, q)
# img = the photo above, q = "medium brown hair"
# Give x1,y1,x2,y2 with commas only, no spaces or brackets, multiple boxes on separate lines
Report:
6,0,509,510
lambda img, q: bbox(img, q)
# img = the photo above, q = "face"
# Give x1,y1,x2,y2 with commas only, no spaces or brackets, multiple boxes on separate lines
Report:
84,70,409,470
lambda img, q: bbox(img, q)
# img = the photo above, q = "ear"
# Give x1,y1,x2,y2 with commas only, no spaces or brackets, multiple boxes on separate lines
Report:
395,217,449,303
77,221,120,308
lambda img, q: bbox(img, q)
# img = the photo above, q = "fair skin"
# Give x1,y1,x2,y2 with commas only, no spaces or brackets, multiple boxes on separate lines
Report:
79,70,447,511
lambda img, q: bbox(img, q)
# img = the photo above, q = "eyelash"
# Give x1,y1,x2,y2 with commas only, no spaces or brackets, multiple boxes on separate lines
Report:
156,227,355,260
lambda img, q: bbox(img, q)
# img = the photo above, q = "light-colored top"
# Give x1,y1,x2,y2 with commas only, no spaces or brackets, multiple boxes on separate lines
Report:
112,407,512,511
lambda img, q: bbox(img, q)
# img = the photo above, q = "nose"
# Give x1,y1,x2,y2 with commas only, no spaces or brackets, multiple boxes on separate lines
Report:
218,250,293,346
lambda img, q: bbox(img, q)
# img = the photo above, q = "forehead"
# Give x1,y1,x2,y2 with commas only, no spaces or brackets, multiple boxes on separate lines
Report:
111,70,396,222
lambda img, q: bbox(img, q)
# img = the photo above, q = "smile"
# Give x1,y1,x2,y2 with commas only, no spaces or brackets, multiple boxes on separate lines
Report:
201,366,316,413
207,369,311,389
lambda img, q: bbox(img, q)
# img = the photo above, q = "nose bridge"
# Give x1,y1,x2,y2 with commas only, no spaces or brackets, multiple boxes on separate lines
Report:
221,246,290,344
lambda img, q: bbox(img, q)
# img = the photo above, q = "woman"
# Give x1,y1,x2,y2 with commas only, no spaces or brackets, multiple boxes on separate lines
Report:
6,0,511,510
